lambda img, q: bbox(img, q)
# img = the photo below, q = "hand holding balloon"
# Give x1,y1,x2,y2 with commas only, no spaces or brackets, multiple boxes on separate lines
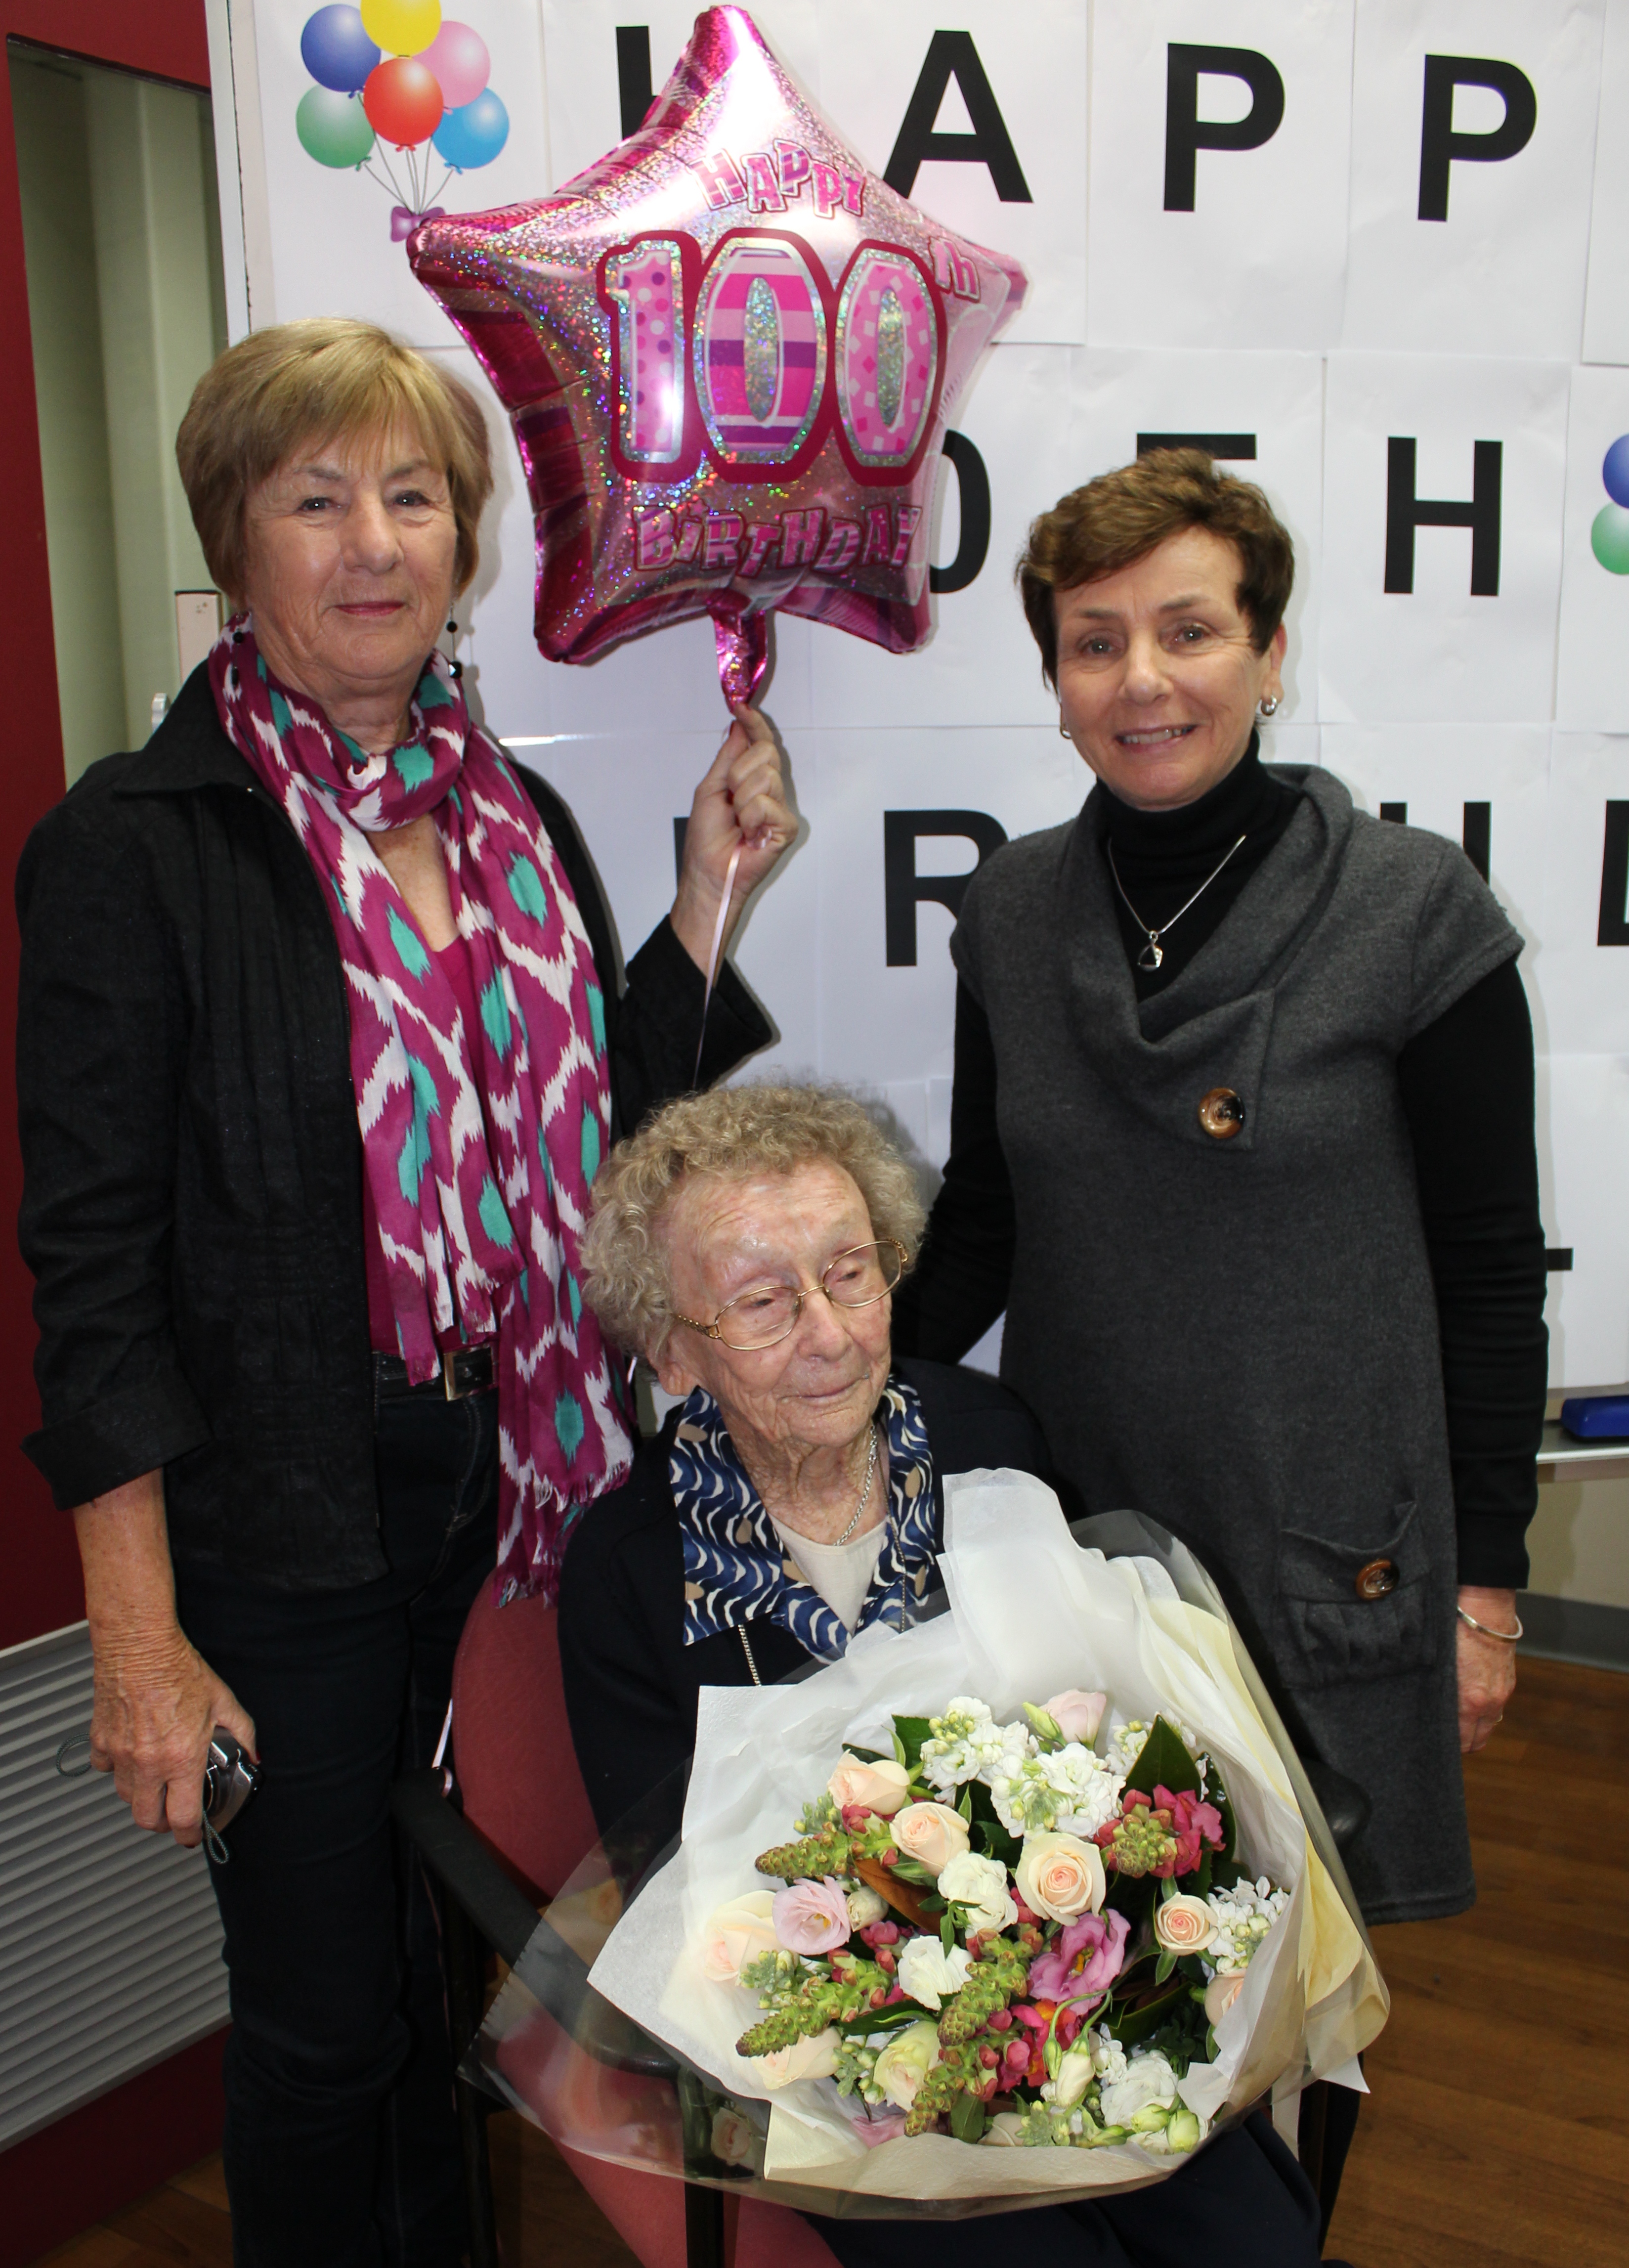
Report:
671,707,796,972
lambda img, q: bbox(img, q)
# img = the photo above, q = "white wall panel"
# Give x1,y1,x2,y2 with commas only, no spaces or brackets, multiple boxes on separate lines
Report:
1341,0,1604,359
1088,0,1354,351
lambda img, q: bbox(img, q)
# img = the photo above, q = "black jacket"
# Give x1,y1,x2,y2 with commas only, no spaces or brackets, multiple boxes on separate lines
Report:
557,1357,1058,1839
15,667,770,1587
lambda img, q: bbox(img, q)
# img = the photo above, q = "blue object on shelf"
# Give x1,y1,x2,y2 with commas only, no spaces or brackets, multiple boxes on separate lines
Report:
1558,1395,1629,1440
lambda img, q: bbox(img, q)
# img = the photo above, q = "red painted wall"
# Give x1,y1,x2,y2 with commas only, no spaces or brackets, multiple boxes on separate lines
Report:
0,13,228,2259
0,1,215,1650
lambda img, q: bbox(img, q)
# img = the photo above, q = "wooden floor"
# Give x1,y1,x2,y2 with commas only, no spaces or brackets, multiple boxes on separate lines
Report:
33,1656,1628,2268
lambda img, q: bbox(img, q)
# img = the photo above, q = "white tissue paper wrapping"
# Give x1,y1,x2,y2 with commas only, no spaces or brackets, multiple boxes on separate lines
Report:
587,1471,1386,2203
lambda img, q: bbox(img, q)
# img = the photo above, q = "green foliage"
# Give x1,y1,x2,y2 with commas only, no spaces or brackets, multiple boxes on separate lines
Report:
892,1715,934,1770
949,2089,988,2142
1122,1715,1200,1800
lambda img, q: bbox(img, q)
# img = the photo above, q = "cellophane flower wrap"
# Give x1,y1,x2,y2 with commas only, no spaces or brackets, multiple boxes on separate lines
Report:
481,1475,1387,2211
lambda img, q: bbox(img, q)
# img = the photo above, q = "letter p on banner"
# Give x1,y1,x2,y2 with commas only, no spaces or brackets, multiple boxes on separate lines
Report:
1163,44,1285,212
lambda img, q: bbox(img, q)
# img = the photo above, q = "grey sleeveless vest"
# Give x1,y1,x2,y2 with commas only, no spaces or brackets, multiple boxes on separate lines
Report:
953,764,1522,1925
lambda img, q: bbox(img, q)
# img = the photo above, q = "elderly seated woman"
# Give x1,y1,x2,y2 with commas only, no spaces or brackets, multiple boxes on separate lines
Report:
557,1085,1341,2268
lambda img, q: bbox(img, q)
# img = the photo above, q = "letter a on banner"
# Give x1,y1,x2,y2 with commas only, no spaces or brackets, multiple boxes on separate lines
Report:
884,31,1032,202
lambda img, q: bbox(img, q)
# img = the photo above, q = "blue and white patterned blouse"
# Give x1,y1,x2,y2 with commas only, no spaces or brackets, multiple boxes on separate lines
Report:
673,1372,937,1662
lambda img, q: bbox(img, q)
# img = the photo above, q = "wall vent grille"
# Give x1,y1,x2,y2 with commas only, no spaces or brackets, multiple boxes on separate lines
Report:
0,1621,228,2148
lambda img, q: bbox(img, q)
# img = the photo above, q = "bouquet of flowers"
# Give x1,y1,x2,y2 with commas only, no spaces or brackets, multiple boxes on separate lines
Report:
492,1474,1384,2210
710,1694,1291,2158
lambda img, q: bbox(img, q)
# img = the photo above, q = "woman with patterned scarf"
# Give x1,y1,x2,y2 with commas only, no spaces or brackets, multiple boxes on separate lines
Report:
559,1085,1340,2268
14,317,793,2268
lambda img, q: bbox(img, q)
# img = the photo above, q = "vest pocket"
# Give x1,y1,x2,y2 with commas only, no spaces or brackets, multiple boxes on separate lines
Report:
1272,1500,1437,1690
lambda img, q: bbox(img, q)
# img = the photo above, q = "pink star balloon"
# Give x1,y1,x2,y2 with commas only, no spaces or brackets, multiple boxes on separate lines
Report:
409,5,1027,706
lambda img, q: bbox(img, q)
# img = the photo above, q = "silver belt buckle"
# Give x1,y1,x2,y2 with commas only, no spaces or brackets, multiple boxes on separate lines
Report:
442,1350,463,1401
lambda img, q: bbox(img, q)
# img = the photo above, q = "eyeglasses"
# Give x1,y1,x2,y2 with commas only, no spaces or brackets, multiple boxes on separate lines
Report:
673,1239,908,1352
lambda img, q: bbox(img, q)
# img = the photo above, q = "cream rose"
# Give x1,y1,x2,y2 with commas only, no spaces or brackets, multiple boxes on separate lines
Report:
1153,1893,1217,1956
700,1890,779,1983
891,1801,970,1875
937,1851,1018,1936
872,2020,943,2109
982,2112,1029,2146
710,2106,759,2166
1204,1972,1245,2026
828,1755,912,1817
750,2027,842,2089
846,1884,888,1930
1015,1831,1106,1923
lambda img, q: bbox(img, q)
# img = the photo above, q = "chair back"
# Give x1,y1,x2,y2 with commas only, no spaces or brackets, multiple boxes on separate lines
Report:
450,1584,600,1903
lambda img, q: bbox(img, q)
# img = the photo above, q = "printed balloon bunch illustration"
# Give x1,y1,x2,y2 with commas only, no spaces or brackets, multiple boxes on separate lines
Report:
296,2,508,237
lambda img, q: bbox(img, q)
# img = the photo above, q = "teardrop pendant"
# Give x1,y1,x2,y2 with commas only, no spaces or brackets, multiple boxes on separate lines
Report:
1138,936,1164,971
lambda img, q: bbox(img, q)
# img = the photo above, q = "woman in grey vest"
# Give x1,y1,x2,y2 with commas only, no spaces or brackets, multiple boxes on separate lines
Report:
893,449,1547,1941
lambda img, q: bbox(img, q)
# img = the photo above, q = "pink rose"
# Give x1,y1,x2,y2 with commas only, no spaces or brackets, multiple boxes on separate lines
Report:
853,2108,909,2148
1042,1690,1108,1745
1153,1894,1217,1956
828,1755,911,1818
1026,1908,1130,2002
1204,1972,1245,2026
1015,1831,1106,1923
891,1801,970,1875
772,1875,853,1955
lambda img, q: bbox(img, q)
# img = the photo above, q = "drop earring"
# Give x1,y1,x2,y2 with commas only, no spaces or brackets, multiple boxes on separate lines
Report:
443,617,464,681
1058,717,1073,741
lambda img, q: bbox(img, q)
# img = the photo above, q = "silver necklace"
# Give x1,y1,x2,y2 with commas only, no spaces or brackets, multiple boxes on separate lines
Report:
1107,832,1247,971
833,1424,880,1545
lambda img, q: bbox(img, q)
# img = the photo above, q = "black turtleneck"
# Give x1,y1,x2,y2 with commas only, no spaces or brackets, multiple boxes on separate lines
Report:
1096,735,1300,1000
891,750,1549,1592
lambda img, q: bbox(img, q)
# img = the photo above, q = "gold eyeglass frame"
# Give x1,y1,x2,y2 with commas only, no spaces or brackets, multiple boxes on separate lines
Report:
672,1238,910,1352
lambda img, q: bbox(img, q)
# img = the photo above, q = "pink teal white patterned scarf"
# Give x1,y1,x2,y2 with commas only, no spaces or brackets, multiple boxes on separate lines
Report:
209,614,633,1603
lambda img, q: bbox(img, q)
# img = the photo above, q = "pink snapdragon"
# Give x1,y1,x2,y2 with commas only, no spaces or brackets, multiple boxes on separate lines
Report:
1155,1785,1226,1876
772,1876,854,1955
1026,1908,1131,2003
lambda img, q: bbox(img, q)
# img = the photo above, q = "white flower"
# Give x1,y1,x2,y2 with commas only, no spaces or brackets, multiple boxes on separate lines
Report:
700,1891,779,1983
936,1851,1017,1935
1098,2049,1180,2129
1201,1879,1290,1975
982,2111,1030,2146
916,1705,1021,1787
988,1744,1124,1839
1042,2044,1096,2110
896,1935,974,2010
872,2020,942,2107
1087,2026,1128,2086
846,1885,888,1930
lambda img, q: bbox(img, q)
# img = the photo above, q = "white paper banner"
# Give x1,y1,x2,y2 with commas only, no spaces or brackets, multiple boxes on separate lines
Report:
1319,353,1567,723
1341,0,1604,358
1554,367,1629,731
1582,0,1629,365
1088,0,1355,352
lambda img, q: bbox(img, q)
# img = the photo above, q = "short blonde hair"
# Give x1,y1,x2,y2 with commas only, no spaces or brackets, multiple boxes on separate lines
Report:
175,317,493,603
1018,448,1295,685
580,1085,926,1359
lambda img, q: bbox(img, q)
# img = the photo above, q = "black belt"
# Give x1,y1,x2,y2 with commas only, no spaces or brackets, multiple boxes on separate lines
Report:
373,1345,495,1400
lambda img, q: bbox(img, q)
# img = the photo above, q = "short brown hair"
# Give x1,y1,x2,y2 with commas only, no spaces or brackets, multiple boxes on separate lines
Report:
1017,449,1295,686
175,317,493,603
580,1084,926,1360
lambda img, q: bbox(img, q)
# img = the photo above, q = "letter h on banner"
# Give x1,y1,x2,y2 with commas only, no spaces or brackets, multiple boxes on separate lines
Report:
1384,439,1502,596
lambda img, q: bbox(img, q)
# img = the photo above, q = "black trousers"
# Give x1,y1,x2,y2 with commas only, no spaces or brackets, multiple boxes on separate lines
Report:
174,1377,499,2268
813,2112,1342,2268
